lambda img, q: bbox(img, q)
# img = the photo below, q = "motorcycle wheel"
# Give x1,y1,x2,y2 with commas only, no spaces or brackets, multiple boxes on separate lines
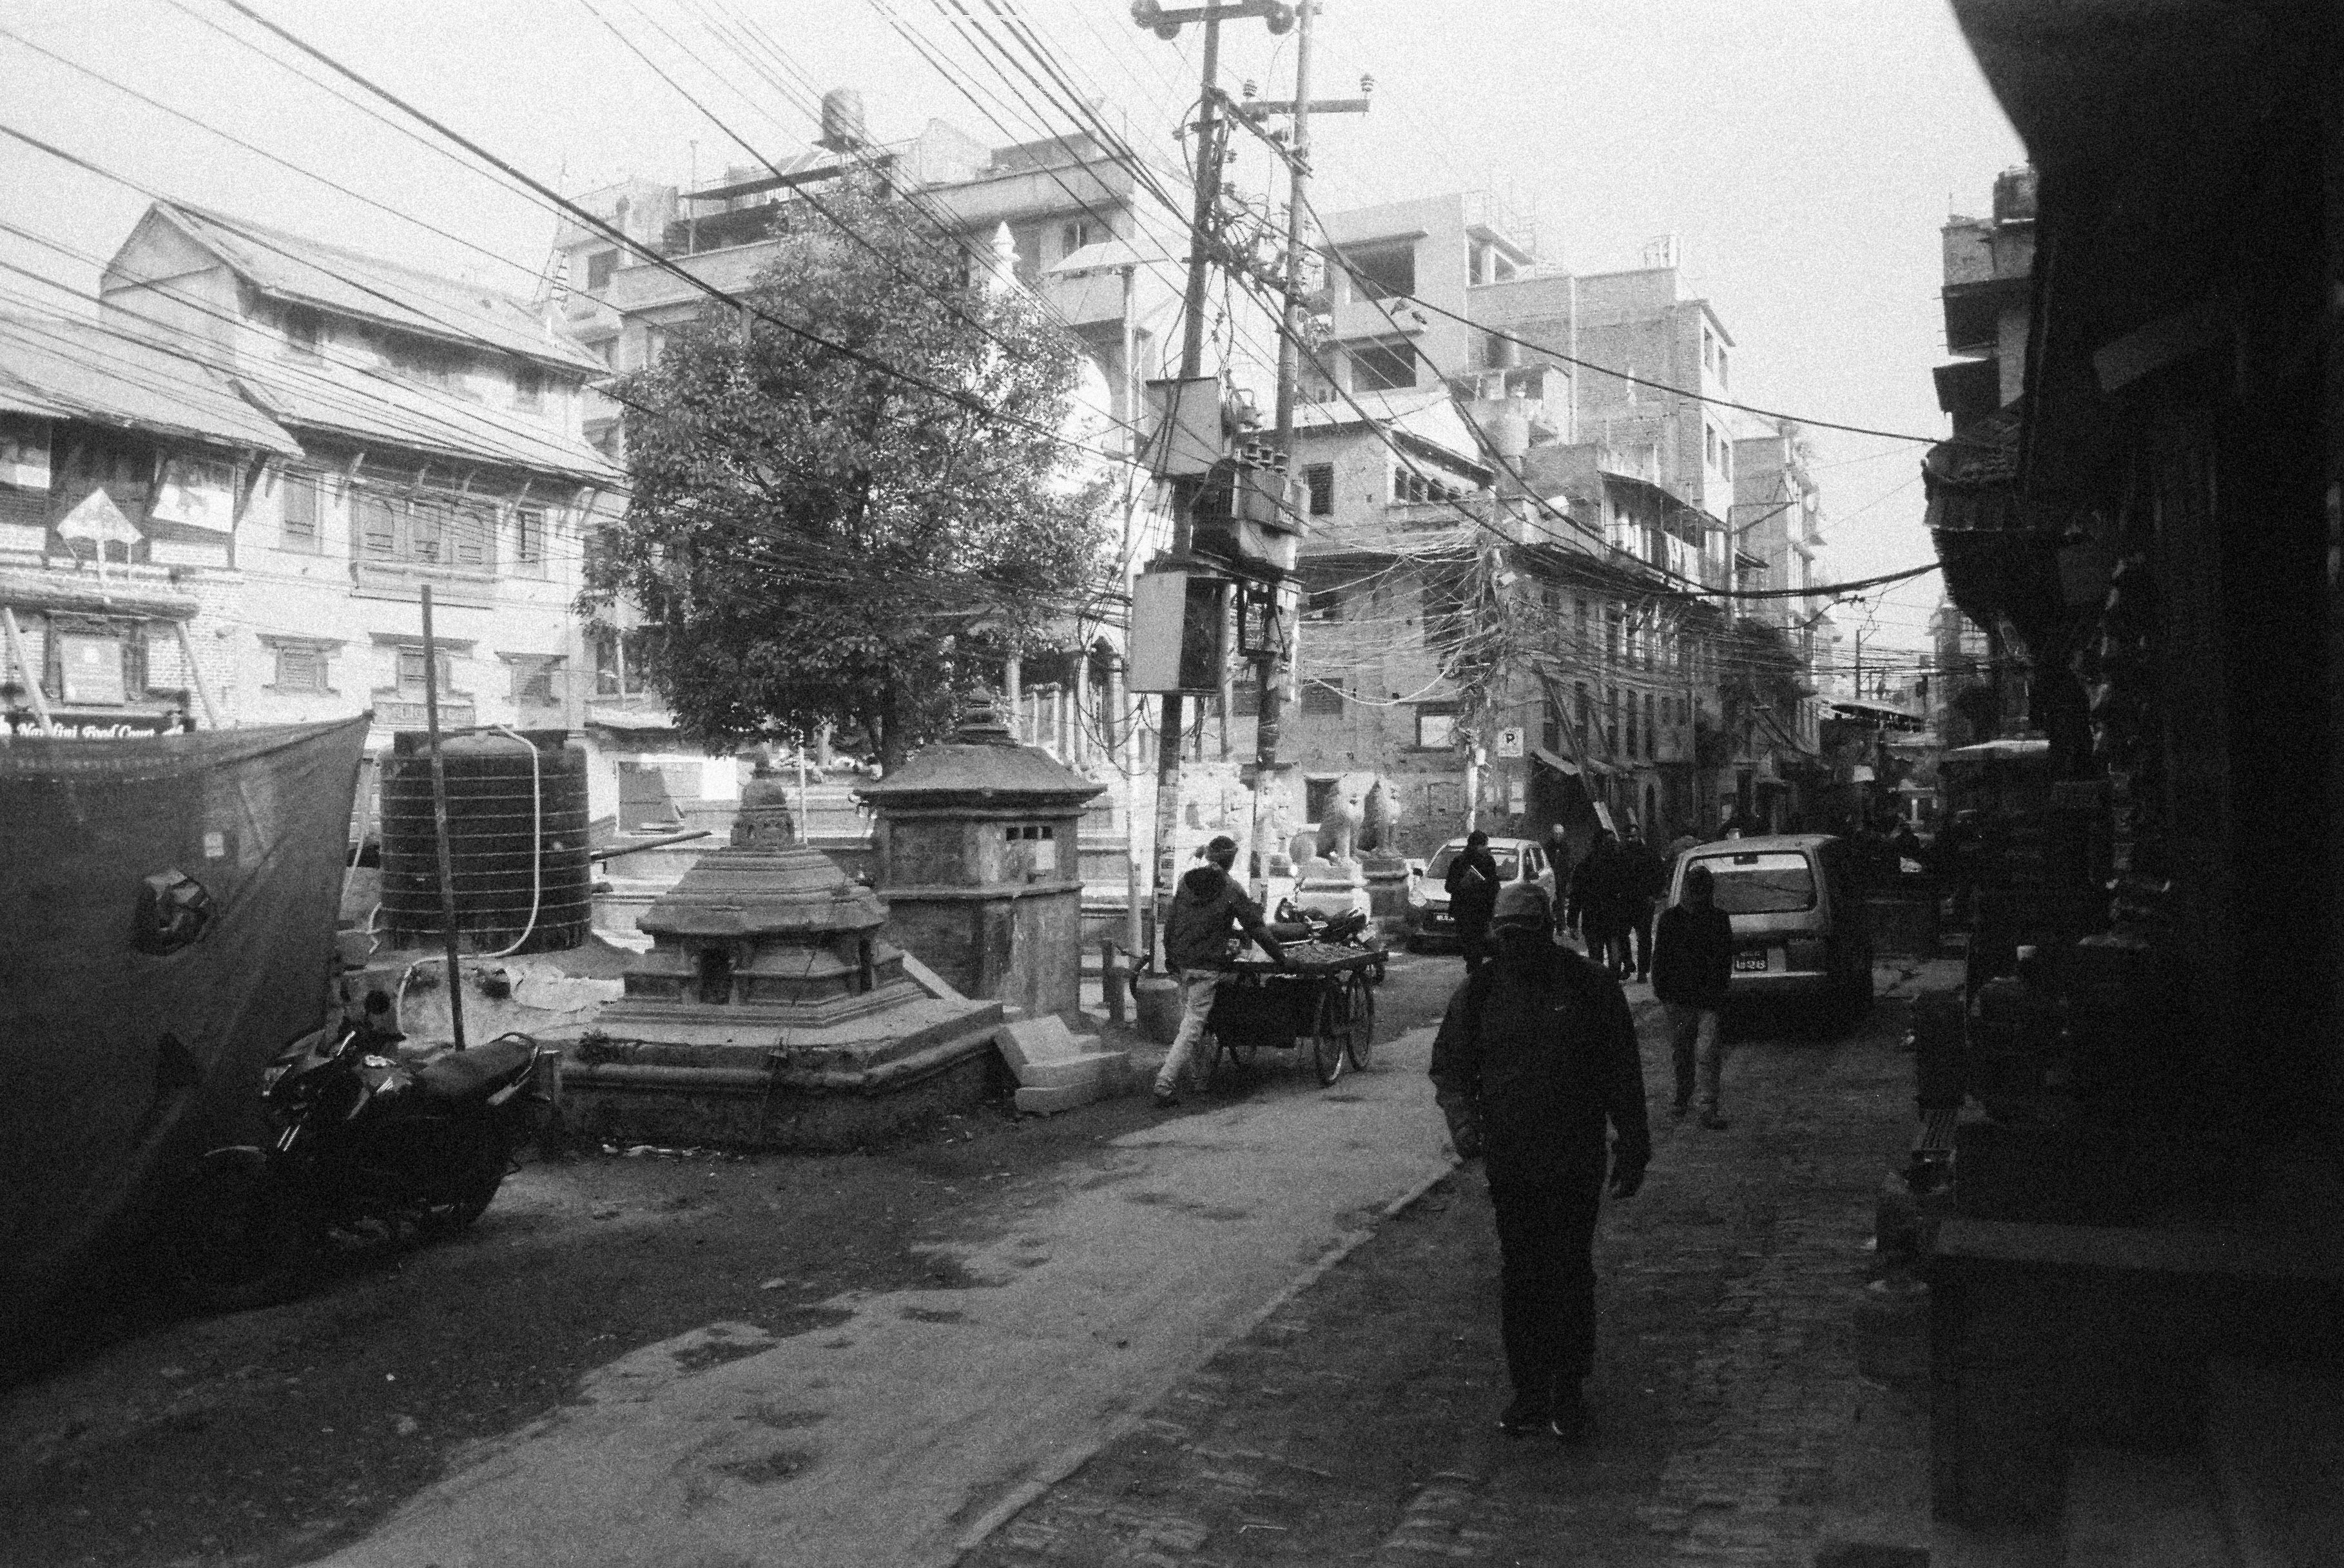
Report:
424,1111,514,1235
157,1147,311,1313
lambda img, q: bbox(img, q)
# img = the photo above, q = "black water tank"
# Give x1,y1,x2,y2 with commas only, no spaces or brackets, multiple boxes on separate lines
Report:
380,730,590,954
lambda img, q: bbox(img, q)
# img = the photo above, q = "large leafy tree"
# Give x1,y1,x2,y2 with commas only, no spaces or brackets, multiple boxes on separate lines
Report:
587,180,1114,767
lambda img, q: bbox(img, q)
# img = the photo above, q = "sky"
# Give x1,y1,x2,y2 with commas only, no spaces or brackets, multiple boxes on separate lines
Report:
0,0,2027,658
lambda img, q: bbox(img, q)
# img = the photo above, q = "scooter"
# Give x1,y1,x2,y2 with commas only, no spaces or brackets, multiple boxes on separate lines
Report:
1269,899,1386,983
155,993,552,1312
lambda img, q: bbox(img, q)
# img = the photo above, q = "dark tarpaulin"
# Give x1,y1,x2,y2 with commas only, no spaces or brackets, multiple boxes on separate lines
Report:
0,715,369,1341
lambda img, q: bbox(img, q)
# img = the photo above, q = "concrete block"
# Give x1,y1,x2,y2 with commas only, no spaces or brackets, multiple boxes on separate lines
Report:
996,1016,1103,1076
1016,1050,1129,1090
1014,1079,1107,1115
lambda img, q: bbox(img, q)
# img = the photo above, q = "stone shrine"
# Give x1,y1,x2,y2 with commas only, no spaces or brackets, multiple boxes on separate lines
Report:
557,791,1003,1150
855,696,1104,1023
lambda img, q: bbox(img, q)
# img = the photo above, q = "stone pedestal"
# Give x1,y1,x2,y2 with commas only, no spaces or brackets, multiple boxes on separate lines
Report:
557,812,1002,1150
1361,853,1411,922
856,698,1105,1025
1293,857,1370,921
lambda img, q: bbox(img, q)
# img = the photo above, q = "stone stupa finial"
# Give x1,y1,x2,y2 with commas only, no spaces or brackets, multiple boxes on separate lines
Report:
953,688,1018,747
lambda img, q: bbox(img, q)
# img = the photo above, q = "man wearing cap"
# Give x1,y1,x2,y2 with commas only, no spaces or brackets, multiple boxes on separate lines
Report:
1154,834,1289,1108
1429,881,1651,1442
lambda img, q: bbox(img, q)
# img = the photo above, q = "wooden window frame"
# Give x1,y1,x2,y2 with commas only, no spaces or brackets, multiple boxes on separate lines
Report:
264,637,339,695
1304,463,1334,517
280,470,322,552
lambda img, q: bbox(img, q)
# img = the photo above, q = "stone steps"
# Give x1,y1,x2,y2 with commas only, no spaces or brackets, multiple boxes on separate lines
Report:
994,1014,1131,1116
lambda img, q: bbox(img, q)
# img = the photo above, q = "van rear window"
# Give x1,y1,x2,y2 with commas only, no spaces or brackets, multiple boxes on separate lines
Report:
1428,846,1520,881
1691,851,1816,914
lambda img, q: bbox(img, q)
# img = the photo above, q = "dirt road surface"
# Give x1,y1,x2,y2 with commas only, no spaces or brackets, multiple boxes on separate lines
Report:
2,953,1475,1568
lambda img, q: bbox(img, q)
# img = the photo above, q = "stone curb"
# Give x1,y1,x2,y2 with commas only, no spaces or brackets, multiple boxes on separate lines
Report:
947,1151,1467,1564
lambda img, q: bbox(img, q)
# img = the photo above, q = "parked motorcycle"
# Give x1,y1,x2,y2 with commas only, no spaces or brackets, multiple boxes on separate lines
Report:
1269,899,1387,984
155,994,552,1312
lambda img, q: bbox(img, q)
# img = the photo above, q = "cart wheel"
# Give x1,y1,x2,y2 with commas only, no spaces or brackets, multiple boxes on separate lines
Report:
1342,971,1377,1070
1366,954,1387,986
1310,986,1349,1087
1210,1029,1256,1083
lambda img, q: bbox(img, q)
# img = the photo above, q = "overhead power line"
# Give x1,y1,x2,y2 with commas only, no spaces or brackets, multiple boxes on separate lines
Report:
209,0,1156,480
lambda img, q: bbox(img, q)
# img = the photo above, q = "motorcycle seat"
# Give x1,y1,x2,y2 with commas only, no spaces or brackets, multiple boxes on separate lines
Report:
414,1034,538,1103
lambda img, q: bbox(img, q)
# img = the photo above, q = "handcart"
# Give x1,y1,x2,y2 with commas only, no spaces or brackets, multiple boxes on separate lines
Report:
1206,940,1382,1087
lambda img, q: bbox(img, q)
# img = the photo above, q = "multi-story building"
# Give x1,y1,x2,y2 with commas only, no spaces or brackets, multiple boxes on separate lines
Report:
542,100,1190,853
0,314,301,737
1313,191,1560,447
1934,165,2036,431
92,202,622,806
1235,390,1496,857
1926,166,2040,752
1286,193,1822,843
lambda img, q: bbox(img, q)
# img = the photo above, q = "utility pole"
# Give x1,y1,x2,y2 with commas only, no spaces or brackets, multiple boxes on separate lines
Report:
1251,0,1314,879
1237,2,1368,883
1131,0,1294,962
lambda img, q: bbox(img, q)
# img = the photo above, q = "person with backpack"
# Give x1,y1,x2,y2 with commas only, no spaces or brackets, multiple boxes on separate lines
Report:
1444,829,1501,974
1429,882,1651,1442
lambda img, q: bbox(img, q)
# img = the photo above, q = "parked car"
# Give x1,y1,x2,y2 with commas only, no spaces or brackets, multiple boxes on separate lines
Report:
1667,833,1873,1020
1404,836,1558,951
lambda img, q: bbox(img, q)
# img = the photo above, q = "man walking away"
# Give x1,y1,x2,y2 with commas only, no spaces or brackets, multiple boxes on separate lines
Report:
1567,829,1628,979
1429,883,1651,1442
1154,835,1289,1108
1618,828,1667,983
1652,864,1734,1129
1444,829,1501,973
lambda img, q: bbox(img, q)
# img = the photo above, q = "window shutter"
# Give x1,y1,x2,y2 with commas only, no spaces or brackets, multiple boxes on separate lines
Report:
1304,464,1333,516
357,494,397,557
282,473,319,549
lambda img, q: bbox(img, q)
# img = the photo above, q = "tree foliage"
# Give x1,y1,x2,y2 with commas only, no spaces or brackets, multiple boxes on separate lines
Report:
586,180,1114,766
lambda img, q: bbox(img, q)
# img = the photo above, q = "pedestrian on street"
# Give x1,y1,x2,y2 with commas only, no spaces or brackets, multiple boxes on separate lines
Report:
1429,882,1651,1442
1567,829,1630,978
1651,863,1734,1129
1154,835,1290,1108
1444,829,1501,974
1666,825,1701,862
1616,828,1667,983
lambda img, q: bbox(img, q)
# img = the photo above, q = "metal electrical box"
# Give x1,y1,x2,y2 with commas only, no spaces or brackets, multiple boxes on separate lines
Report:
1141,376,1225,478
1128,570,1226,694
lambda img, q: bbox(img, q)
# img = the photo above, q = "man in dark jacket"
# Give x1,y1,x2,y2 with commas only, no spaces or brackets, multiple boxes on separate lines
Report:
1616,828,1669,983
1442,829,1501,973
1567,830,1629,978
1429,882,1651,1442
1154,835,1288,1108
1651,863,1734,1128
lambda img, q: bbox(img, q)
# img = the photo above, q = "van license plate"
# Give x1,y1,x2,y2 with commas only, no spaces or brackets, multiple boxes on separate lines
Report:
1733,951,1770,973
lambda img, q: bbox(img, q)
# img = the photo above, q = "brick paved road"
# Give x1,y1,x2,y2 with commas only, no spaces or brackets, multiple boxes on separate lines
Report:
966,971,1939,1568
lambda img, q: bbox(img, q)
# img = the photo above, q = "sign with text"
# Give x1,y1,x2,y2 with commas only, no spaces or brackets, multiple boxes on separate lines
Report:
1494,726,1525,759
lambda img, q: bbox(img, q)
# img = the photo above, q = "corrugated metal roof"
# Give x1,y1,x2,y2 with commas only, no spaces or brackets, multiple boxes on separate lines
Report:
233,354,617,483
147,203,605,376
0,315,299,455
